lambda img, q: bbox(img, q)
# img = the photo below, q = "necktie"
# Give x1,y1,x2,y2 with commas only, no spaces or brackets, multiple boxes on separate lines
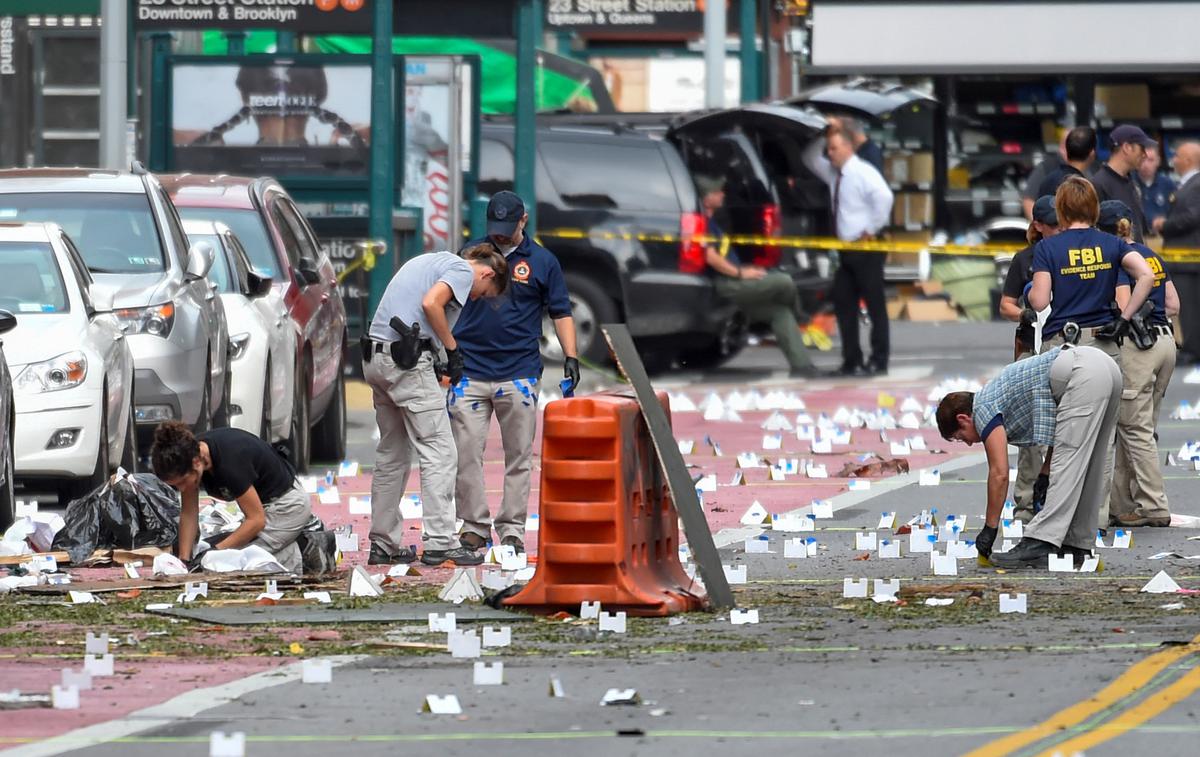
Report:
832,171,843,239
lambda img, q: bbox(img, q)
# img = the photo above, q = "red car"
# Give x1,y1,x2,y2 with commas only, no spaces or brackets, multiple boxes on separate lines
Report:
160,174,347,471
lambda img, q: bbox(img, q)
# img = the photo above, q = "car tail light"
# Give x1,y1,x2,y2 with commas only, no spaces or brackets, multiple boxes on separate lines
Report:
679,212,707,274
751,203,782,267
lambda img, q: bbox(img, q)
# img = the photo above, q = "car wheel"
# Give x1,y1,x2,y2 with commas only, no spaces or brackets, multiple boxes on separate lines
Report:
0,421,14,531
119,396,138,474
63,399,109,506
288,362,311,473
193,362,212,434
540,273,617,366
212,354,232,429
311,361,346,463
259,359,272,441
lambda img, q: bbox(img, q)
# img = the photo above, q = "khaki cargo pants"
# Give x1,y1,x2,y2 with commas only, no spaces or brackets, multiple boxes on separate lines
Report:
363,351,457,553
1110,331,1176,521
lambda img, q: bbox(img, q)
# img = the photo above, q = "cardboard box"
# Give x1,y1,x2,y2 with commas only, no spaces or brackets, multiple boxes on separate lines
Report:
915,279,943,297
909,152,934,185
1094,84,1151,120
884,153,909,184
903,299,960,322
892,195,907,227
886,298,906,320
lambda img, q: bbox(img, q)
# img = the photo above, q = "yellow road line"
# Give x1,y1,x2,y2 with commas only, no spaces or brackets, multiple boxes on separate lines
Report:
1034,663,1200,756
963,635,1200,757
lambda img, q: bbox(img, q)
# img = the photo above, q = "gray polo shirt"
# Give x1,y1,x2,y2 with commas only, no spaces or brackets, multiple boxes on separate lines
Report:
368,251,473,347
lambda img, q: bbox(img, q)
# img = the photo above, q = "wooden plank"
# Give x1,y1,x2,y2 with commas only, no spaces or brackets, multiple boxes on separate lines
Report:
601,323,734,610
0,552,70,566
18,571,305,595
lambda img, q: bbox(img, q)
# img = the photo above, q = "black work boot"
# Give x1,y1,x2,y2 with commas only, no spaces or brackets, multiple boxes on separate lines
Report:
989,537,1060,569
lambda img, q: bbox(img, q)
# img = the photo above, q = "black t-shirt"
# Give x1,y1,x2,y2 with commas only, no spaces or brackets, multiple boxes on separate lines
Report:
1036,164,1083,199
1002,245,1037,348
199,427,295,503
1090,164,1146,242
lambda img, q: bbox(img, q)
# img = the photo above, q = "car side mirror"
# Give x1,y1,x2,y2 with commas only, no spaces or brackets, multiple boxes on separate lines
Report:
186,241,215,281
90,288,115,314
246,269,274,298
0,309,16,335
295,257,321,286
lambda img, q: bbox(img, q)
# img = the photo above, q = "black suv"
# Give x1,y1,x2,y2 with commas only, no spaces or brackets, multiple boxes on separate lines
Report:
481,107,831,370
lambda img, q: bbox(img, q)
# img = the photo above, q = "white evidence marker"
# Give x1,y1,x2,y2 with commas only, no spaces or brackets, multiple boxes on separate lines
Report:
771,513,807,532
811,500,834,518
399,496,423,519
1079,555,1100,573
335,531,360,553
873,579,900,599
304,591,332,604
301,659,332,684
696,474,717,492
473,662,504,686
878,539,901,559
948,541,978,560
889,441,911,456
123,562,141,579
337,460,360,477
85,632,109,656
783,538,807,559
428,612,457,633
84,654,113,677
730,609,760,625
449,630,482,659
549,677,566,698
909,527,935,553
422,695,463,715
1113,529,1133,549
842,578,868,598
999,593,1028,614
348,496,372,515
1001,519,1024,539
317,486,341,504
919,469,941,486
745,536,770,554
740,501,770,525
482,626,511,648
762,434,782,450
855,532,877,551
580,600,601,620
678,439,695,455
1001,502,1016,520
51,685,79,710
598,611,627,633
1048,553,1075,572
877,511,895,529
769,467,787,481
849,479,871,491
69,591,97,605
806,464,829,479
61,668,92,691
723,564,748,584
811,438,833,454
931,552,958,576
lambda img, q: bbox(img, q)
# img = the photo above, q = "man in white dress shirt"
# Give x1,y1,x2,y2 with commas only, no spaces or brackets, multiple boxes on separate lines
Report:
805,125,895,376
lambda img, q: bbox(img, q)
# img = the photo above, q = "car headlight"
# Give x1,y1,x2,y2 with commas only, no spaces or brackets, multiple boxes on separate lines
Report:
15,351,87,393
229,332,251,361
113,302,175,337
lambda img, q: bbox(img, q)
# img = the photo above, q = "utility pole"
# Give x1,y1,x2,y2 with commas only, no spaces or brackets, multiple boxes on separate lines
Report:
515,0,539,232
739,0,759,103
704,0,726,108
99,0,127,169
367,0,395,312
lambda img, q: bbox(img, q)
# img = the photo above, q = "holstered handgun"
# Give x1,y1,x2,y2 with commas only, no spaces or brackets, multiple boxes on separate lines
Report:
1128,300,1157,351
387,316,423,369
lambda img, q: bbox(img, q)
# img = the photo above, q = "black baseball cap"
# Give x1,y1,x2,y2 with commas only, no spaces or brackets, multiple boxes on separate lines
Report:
1109,124,1157,149
1098,200,1133,234
486,191,525,237
1032,195,1058,226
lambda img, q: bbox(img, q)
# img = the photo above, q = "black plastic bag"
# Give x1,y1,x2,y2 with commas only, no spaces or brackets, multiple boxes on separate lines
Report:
52,473,181,564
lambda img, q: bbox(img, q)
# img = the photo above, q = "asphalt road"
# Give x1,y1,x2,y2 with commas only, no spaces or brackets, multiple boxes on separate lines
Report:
47,320,1200,757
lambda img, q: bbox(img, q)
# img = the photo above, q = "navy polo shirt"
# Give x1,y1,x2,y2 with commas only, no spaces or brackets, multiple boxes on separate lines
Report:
1118,242,1171,326
1137,173,1175,224
453,235,572,381
1032,227,1132,337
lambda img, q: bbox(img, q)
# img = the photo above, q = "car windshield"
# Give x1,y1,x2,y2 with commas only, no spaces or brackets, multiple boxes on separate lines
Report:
187,233,235,293
0,241,69,314
0,193,165,274
177,207,277,279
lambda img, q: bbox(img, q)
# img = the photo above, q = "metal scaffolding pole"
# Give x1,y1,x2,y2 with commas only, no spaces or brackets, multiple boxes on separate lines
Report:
99,0,127,169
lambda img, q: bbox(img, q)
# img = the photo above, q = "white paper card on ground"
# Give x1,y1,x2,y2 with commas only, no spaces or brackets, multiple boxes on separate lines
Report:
696,474,717,493
482,626,511,648
909,436,927,451
299,476,319,494
348,566,383,598
85,632,109,656
855,532,877,551
500,552,528,572
797,425,815,441
449,630,482,658
762,434,782,450
304,591,332,604
889,441,911,456
338,460,360,478
783,538,807,559
1141,570,1182,594
599,611,627,633
931,552,957,576
811,500,834,519
438,569,484,604
428,612,457,633
513,566,535,582
843,578,868,598
730,609,759,625
335,532,359,553
850,479,871,491
999,593,1028,614
877,512,895,529
736,452,760,469
548,677,566,698
878,539,901,559
1001,519,1024,539
69,591,96,605
422,695,463,714
769,466,787,481
317,487,341,504
806,464,829,479
678,439,695,455
474,661,504,686
745,536,770,554
874,579,900,599
1112,529,1132,549
348,497,372,515
1048,553,1075,572
123,562,141,579
811,438,833,454
601,688,642,706
51,685,79,710
302,658,332,684
723,564,747,584
84,653,113,677
580,600,601,620
62,667,92,691
740,501,770,526
918,469,941,486
909,527,935,553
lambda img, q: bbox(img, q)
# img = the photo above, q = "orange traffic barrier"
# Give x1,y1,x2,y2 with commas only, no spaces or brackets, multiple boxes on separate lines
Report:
504,391,706,617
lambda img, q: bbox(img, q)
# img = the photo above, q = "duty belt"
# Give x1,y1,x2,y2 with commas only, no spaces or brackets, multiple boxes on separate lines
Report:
1153,324,1174,337
366,337,434,355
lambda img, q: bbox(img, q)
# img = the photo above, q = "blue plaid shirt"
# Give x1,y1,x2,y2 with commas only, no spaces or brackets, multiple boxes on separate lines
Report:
972,348,1062,447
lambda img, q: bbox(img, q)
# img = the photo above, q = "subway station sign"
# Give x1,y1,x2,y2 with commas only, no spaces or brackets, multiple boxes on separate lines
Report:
545,0,722,33
133,0,372,32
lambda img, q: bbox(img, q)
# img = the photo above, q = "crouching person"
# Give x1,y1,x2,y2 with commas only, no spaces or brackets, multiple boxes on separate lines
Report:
936,345,1121,569
151,422,313,572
